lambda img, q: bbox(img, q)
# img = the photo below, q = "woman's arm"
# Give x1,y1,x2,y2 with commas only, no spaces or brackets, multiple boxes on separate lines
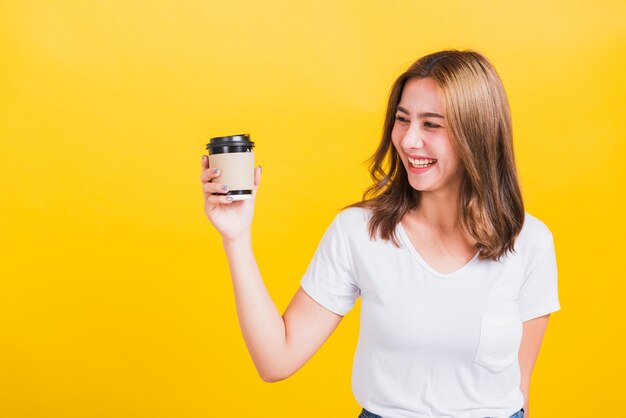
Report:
518,314,551,417
201,157,342,382
223,237,343,382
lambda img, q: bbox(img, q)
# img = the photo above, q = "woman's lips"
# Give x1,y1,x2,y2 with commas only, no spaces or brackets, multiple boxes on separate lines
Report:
406,155,437,173
408,161,436,174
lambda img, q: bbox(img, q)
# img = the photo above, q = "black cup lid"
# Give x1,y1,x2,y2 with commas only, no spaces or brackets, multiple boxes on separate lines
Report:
206,134,254,150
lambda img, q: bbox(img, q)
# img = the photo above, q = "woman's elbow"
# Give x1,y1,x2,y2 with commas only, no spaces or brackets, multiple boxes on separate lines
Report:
257,365,296,383
259,372,284,383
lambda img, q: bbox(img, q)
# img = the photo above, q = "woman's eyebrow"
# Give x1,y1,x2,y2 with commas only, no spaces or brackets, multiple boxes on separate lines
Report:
396,106,410,114
396,106,444,119
420,112,444,119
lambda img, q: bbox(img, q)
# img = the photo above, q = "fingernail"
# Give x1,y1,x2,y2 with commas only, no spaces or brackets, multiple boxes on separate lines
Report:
213,168,220,174
222,184,229,191
202,155,207,162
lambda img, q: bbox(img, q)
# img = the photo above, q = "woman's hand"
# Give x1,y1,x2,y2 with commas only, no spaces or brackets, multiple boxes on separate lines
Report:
200,155,262,242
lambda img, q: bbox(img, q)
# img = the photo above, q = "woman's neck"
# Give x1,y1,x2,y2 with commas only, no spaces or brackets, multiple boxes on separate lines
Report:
412,189,461,234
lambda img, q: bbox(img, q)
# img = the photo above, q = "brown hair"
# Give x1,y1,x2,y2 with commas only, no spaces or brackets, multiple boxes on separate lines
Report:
345,50,524,260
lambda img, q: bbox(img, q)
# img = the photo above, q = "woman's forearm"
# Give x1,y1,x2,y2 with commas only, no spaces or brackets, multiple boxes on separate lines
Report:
222,235,287,382
521,383,529,417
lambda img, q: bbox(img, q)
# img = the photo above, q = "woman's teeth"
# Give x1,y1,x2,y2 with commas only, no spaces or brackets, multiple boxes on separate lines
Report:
408,157,437,168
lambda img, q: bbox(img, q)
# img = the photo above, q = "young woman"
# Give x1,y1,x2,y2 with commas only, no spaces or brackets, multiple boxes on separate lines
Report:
200,50,560,418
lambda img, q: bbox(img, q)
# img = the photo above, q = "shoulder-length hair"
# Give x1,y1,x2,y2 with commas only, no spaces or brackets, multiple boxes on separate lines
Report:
345,50,524,261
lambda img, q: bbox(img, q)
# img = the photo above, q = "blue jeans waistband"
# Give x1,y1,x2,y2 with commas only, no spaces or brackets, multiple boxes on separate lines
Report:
359,407,525,418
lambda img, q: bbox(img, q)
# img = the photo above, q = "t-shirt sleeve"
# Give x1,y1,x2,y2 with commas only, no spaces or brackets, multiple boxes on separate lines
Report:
300,215,360,316
518,233,561,322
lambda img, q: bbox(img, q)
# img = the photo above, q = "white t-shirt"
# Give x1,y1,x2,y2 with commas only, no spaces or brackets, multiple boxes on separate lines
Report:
300,207,560,418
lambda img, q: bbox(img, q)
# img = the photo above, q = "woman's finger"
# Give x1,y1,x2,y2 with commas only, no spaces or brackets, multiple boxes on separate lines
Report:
200,167,221,183
203,182,229,195
206,194,234,206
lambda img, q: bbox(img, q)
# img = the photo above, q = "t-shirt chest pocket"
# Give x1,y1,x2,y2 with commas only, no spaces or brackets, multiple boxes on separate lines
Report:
474,284,523,373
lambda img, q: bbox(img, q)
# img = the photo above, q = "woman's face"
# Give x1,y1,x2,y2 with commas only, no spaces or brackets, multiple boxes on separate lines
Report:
391,77,464,195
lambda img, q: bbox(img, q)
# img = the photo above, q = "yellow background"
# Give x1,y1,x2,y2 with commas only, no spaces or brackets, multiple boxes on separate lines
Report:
1,1,624,417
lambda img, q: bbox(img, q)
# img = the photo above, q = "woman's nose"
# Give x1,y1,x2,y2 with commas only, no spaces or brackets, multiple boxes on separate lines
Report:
401,124,424,149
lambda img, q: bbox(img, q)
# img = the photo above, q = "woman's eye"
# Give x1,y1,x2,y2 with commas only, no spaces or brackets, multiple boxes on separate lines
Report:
395,115,409,123
424,121,440,128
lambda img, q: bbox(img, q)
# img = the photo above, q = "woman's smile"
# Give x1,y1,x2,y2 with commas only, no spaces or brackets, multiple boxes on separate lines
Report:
407,156,437,168
407,155,438,173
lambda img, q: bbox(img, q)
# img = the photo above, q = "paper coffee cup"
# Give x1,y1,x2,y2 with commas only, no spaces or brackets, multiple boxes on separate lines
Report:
206,134,255,201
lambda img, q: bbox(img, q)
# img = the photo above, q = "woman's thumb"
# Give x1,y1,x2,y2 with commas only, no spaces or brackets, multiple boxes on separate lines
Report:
252,166,262,196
